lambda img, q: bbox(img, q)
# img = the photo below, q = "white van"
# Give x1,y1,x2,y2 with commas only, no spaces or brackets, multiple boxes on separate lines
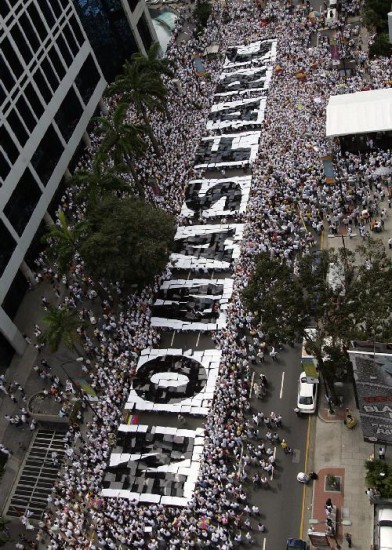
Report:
377,506,392,550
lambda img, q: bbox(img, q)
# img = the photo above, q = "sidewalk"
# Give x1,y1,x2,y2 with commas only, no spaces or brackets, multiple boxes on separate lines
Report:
303,385,375,550
0,280,94,549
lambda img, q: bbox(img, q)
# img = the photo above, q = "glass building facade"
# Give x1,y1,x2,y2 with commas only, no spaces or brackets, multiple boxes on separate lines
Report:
0,0,106,367
73,0,156,82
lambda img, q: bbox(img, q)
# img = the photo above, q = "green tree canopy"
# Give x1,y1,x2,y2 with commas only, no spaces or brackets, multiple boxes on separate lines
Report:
363,0,390,32
39,305,85,354
79,196,175,288
369,33,392,57
70,158,131,208
94,102,148,197
243,241,392,398
131,42,175,81
42,210,87,275
106,60,169,154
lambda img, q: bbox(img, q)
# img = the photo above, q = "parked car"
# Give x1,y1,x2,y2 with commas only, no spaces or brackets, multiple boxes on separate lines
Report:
297,371,318,414
377,506,392,550
286,538,308,550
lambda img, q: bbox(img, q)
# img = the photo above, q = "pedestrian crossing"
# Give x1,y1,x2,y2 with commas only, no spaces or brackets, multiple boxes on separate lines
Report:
6,429,66,519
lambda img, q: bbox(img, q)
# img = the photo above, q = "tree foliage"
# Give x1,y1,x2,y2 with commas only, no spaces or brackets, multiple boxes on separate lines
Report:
42,210,87,275
365,459,392,497
362,0,390,32
70,158,131,208
39,305,84,354
94,102,148,197
106,59,169,155
243,241,392,396
369,33,392,58
194,1,212,34
79,196,175,288
131,42,175,81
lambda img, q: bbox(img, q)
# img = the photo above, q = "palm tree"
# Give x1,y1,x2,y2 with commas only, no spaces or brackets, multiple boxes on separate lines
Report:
42,210,86,275
94,102,148,198
131,42,175,81
38,305,85,355
106,61,168,155
70,158,131,207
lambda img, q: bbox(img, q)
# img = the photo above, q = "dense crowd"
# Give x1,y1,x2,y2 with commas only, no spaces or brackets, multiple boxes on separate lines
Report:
3,0,392,548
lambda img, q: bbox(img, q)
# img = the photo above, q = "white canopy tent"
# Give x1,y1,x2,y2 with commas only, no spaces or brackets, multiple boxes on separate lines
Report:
326,89,392,138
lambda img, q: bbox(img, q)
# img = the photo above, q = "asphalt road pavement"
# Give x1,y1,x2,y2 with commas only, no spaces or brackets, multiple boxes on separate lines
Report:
160,325,310,549
246,343,310,550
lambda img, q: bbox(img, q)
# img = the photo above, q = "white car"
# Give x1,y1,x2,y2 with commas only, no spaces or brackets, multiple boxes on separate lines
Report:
297,372,318,414
377,507,392,550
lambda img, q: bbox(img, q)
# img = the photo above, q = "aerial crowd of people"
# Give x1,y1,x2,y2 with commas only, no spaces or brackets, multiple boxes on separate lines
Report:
2,0,392,548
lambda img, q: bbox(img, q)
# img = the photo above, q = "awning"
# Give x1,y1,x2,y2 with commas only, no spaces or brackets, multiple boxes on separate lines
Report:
326,88,392,137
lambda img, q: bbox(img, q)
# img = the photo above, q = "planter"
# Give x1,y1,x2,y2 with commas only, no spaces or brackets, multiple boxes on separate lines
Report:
325,474,342,492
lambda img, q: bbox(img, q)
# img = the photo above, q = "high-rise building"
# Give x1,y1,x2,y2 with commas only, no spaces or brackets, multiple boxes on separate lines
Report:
0,0,107,365
73,0,158,83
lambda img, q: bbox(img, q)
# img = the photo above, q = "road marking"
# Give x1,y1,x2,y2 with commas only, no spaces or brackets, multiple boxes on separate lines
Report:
262,537,266,550
279,371,285,399
170,331,176,346
249,371,255,398
300,415,312,539
195,332,201,347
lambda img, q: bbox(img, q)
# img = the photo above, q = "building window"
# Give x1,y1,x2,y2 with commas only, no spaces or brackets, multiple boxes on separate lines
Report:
41,57,59,91
1,36,24,79
31,125,64,185
0,125,19,165
4,168,42,236
55,34,73,67
24,83,45,119
69,15,85,46
0,1,11,19
0,55,15,93
27,3,48,41
6,110,29,148
11,24,34,66
127,0,139,11
49,0,63,18
32,68,52,104
36,0,56,28
16,95,36,131
0,84,5,107
19,12,40,52
0,150,11,182
48,46,66,80
75,54,100,105
63,24,79,56
137,13,153,52
55,86,83,142
0,220,17,277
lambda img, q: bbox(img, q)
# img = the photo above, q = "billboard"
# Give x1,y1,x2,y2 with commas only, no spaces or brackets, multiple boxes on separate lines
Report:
349,344,392,444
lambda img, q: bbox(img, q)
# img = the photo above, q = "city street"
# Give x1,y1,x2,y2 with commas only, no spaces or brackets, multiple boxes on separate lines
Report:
161,326,310,548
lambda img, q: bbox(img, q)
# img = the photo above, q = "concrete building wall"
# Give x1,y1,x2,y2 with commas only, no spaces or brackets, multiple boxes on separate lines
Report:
0,0,107,355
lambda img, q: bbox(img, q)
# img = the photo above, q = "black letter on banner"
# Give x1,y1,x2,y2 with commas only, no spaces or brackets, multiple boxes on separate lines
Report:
226,41,273,64
217,68,267,94
103,428,197,499
209,99,262,125
133,356,207,403
158,282,224,299
185,181,242,217
152,297,220,323
195,137,252,165
173,228,236,262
